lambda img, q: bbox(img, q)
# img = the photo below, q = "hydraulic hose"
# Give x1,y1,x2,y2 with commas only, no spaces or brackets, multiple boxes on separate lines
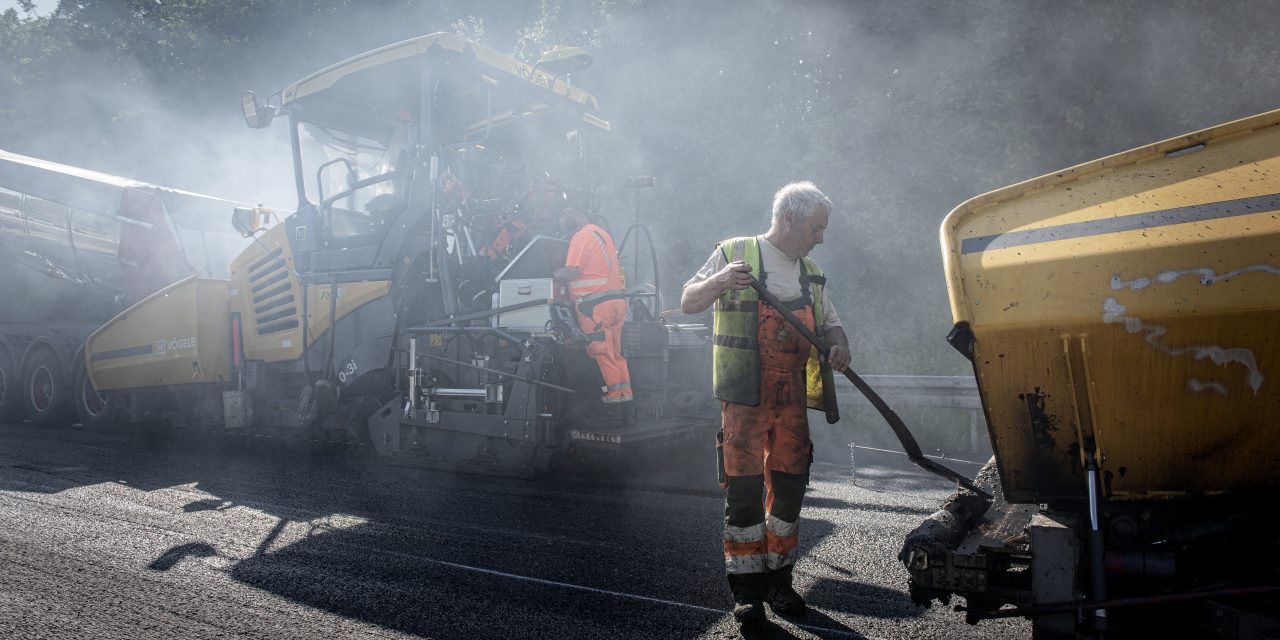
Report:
746,275,992,500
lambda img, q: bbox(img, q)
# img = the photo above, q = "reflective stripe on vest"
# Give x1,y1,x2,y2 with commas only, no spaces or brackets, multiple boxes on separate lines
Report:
569,276,609,297
711,236,829,409
569,226,623,297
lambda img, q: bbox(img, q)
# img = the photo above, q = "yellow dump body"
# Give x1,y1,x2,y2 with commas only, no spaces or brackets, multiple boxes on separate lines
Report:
941,109,1280,503
87,276,231,390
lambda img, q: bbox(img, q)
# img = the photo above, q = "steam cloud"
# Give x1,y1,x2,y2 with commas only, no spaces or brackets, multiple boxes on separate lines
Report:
3,0,1278,369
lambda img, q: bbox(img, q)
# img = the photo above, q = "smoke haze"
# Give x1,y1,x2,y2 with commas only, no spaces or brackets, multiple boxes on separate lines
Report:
3,0,1279,373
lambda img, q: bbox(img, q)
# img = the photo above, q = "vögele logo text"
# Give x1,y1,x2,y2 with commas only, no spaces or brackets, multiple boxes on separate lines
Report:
155,336,198,355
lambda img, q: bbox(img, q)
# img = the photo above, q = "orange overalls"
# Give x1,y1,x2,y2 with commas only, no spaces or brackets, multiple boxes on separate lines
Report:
566,224,632,404
721,301,814,601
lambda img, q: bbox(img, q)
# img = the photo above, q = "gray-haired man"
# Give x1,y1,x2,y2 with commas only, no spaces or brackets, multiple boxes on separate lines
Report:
682,182,850,635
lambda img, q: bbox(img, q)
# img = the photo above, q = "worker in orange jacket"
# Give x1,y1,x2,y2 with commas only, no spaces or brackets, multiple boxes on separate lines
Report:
553,207,633,415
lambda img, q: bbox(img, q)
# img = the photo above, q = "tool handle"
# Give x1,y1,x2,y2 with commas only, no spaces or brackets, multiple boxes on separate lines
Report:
820,362,840,424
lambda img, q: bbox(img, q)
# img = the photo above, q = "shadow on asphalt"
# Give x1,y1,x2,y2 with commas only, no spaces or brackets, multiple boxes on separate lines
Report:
805,578,927,620
787,607,875,639
182,497,229,512
0,421,930,639
803,495,933,518
800,495,855,510
215,511,845,638
149,542,218,571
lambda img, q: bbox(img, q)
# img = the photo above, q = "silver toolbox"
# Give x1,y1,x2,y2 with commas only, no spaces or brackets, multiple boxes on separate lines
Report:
493,277,555,332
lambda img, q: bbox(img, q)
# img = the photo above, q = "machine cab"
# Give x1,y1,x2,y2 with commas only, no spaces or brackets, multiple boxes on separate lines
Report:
247,33,612,294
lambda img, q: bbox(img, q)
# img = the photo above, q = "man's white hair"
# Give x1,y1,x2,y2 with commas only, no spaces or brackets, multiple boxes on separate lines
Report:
771,181,832,223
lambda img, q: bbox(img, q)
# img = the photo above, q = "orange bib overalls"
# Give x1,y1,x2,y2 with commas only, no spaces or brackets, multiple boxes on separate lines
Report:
721,300,814,601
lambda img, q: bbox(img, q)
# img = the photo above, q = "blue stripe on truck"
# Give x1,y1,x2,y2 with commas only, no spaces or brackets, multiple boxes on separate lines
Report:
90,344,154,361
960,192,1280,255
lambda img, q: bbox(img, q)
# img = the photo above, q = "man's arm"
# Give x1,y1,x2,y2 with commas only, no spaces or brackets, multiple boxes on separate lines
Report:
681,261,753,314
823,325,851,372
552,266,580,284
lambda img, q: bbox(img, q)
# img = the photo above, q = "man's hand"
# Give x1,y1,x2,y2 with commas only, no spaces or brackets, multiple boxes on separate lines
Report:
715,261,753,291
681,260,753,315
825,344,851,372
822,326,851,372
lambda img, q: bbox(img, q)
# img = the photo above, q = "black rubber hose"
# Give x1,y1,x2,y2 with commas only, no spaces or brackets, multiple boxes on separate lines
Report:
746,274,992,500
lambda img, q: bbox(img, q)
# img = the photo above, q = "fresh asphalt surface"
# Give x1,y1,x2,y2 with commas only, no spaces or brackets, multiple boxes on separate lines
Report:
0,421,1028,639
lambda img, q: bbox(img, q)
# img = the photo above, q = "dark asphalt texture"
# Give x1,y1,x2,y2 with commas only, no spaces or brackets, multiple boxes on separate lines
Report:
0,422,1027,639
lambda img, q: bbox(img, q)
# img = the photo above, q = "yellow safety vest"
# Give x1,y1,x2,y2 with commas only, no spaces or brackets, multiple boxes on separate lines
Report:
711,236,830,409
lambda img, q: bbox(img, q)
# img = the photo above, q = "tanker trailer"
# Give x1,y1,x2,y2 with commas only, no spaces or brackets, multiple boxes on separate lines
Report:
84,33,716,476
0,150,253,427
901,109,1280,638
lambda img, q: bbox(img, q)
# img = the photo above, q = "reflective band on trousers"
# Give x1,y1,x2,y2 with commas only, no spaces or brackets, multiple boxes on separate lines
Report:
767,549,797,570
766,514,799,570
766,514,798,538
723,522,766,543
724,522,767,574
725,554,768,574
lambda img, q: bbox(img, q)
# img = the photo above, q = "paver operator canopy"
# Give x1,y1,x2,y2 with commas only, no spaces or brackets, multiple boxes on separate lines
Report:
246,32,609,212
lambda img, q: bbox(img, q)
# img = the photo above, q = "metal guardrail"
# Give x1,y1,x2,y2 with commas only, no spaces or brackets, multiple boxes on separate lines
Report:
834,375,980,410
833,375,987,454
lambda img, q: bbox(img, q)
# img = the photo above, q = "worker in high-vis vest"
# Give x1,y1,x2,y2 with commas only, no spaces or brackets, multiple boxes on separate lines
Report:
553,207,634,411
680,181,850,635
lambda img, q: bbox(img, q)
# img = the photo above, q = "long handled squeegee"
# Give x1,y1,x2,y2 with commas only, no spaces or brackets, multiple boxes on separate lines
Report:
747,275,992,500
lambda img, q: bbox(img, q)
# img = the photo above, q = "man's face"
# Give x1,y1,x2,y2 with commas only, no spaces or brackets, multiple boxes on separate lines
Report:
559,208,583,233
788,207,829,257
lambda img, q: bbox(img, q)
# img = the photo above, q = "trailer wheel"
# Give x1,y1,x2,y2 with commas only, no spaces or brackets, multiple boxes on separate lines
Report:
22,348,69,427
74,361,118,428
0,348,20,422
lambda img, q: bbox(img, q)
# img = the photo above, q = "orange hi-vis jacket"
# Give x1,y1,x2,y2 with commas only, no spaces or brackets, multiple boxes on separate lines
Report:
566,223,631,404
565,223,624,300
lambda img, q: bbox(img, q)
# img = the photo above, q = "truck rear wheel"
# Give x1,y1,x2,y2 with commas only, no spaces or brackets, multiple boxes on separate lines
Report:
0,348,20,422
22,348,69,427
74,361,118,428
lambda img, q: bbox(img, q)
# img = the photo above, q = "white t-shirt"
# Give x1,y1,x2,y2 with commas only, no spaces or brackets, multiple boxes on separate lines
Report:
685,235,843,331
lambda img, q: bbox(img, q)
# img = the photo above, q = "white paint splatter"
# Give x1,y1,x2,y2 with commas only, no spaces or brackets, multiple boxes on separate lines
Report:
1188,378,1228,396
1103,297,1264,393
1112,263,1280,291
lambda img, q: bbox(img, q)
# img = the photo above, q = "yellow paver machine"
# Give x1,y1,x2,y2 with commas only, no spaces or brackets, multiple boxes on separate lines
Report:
79,34,715,476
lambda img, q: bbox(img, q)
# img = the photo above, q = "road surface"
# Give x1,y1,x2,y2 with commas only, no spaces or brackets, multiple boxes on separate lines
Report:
0,422,1027,639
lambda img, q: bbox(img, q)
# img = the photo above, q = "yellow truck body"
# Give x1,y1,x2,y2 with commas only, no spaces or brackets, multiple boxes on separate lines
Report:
941,109,1280,502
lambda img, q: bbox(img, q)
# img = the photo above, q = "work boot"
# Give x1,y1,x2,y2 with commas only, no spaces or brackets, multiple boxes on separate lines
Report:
728,572,770,637
766,566,807,616
732,600,768,638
